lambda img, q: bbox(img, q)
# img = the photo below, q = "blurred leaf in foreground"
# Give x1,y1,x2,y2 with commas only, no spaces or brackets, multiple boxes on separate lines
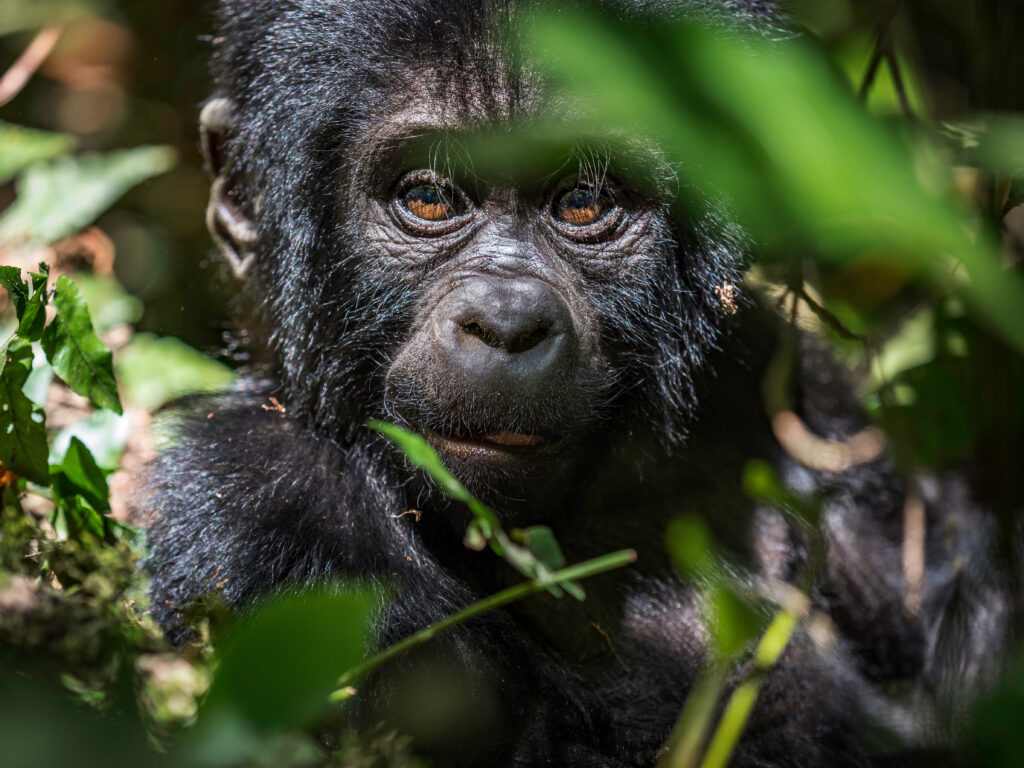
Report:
0,146,176,245
198,586,376,735
522,11,1024,353
116,333,236,411
41,275,122,414
0,0,107,36
0,121,75,186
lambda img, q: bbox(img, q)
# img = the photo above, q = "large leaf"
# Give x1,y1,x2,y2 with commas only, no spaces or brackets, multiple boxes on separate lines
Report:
0,146,176,245
41,275,122,414
0,338,49,484
200,586,375,731
116,333,235,411
0,121,75,186
0,0,105,36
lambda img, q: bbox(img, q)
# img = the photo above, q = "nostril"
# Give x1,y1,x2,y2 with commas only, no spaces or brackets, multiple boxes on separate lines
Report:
459,317,555,353
507,321,553,354
460,319,506,350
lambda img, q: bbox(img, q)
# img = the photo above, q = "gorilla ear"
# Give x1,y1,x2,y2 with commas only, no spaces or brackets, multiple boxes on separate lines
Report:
200,97,257,279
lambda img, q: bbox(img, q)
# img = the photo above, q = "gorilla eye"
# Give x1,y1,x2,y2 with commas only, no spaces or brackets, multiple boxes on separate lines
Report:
553,186,616,226
400,182,464,221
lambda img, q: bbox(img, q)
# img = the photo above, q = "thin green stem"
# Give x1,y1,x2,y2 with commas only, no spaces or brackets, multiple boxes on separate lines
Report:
657,665,729,768
699,608,800,768
330,548,637,702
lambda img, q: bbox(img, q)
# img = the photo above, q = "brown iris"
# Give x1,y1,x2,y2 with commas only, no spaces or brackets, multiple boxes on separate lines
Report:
554,186,615,226
402,183,458,221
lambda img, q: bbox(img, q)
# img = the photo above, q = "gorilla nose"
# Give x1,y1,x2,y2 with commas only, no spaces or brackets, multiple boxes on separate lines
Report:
437,277,575,387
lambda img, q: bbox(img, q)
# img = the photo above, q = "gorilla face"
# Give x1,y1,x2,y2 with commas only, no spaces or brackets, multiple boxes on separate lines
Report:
362,136,673,480
204,0,751,498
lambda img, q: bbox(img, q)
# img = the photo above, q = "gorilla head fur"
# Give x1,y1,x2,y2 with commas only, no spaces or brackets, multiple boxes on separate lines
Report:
200,0,781,505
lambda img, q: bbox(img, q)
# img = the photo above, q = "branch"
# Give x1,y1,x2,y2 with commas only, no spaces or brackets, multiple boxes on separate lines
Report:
0,26,63,107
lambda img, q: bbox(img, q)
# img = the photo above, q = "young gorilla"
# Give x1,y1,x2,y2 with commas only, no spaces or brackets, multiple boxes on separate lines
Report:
143,0,1006,765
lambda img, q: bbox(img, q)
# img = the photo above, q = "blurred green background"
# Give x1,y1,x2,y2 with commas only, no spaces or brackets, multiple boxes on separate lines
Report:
1,0,231,357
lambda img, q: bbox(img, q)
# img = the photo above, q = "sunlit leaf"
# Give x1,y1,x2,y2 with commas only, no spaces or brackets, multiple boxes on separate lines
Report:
0,146,176,245
0,121,75,186
0,338,49,484
41,275,122,414
369,420,475,504
115,333,235,411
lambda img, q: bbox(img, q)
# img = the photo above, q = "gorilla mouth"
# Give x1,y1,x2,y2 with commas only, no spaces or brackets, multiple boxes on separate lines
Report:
429,429,551,460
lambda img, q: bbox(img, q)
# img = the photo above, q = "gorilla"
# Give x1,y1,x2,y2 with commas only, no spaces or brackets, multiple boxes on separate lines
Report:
142,1,1011,765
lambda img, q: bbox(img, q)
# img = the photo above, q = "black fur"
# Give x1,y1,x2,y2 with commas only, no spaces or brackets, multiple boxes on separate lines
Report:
142,2,1009,765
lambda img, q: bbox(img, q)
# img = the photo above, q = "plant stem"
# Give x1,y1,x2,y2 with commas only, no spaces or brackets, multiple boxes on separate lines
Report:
698,608,800,768
330,548,637,701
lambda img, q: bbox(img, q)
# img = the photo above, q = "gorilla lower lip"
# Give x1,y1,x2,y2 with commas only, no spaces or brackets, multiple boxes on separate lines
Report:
431,430,547,458
482,431,544,448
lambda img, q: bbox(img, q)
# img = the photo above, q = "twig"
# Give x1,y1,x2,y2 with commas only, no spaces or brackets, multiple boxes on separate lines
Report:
797,286,866,343
885,49,916,121
858,1,903,102
902,483,926,614
0,26,63,107
329,547,637,701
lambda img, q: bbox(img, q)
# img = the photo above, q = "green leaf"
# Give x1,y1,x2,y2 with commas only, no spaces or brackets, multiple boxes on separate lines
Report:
41,275,122,414
51,494,107,542
512,525,584,599
0,146,176,245
17,266,50,342
0,265,49,341
116,333,235,411
0,267,28,319
0,121,76,186
0,338,49,484
666,515,715,580
369,420,476,504
50,437,109,513
709,587,763,660
514,526,567,571
0,1,104,36
201,586,375,730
